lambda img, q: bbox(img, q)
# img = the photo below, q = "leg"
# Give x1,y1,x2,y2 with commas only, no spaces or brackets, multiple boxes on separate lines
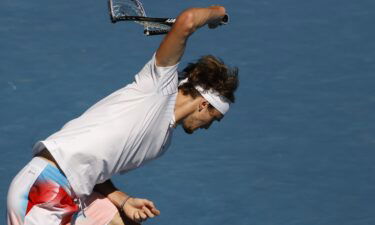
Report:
7,160,43,225
7,157,78,225
108,212,140,225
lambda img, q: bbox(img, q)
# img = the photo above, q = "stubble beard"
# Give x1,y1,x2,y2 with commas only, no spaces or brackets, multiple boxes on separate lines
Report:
182,123,194,134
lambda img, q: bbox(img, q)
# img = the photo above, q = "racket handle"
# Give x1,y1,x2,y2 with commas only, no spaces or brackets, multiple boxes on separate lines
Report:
220,14,229,25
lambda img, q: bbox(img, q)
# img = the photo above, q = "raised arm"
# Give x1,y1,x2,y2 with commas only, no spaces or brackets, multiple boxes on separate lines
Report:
155,6,226,67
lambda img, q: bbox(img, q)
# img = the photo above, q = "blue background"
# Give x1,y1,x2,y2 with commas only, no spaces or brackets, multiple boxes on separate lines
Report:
1,0,375,224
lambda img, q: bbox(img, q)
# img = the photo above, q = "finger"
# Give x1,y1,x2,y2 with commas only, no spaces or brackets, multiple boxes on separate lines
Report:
139,211,148,221
208,23,217,29
143,200,160,215
134,211,140,222
151,208,161,216
143,200,156,209
142,206,155,218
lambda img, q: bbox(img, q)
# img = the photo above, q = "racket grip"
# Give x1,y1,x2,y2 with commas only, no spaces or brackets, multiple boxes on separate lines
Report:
220,14,229,25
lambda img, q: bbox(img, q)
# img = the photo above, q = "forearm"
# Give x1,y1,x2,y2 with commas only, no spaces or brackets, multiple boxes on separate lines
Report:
94,179,130,209
187,6,226,31
168,6,226,37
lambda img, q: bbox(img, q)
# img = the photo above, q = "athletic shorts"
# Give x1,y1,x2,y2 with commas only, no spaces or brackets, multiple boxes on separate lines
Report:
7,157,119,225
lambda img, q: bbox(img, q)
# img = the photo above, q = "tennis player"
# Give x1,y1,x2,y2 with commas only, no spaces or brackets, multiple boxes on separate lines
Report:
7,5,238,225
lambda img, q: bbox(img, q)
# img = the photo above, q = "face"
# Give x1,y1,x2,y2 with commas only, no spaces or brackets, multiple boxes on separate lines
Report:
182,100,223,134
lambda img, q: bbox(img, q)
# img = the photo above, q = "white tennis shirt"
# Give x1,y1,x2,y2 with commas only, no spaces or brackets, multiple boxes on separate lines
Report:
32,54,179,199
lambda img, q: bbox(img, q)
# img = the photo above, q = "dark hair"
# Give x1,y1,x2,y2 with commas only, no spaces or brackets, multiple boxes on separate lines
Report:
179,55,239,103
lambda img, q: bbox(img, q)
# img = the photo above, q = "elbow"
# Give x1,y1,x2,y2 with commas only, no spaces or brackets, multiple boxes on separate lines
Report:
175,9,196,36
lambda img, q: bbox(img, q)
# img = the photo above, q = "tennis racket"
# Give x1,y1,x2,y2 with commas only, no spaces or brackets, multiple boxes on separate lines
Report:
108,0,173,35
108,0,229,36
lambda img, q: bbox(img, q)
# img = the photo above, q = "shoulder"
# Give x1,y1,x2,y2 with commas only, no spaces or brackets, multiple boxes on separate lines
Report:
133,53,180,95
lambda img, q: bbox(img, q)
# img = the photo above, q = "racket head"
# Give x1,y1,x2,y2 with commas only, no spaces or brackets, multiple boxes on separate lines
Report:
108,0,173,35
108,0,147,23
108,0,116,23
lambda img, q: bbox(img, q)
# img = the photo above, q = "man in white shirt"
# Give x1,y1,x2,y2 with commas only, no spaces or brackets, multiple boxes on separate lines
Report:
7,5,238,225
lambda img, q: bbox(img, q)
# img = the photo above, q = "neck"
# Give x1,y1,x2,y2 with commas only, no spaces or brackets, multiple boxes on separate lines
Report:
174,90,200,124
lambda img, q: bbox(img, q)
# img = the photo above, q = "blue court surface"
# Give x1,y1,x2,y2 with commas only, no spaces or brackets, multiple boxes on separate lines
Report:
1,0,374,224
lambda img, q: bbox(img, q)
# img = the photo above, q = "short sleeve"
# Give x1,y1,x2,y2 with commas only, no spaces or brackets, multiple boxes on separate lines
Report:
133,53,179,95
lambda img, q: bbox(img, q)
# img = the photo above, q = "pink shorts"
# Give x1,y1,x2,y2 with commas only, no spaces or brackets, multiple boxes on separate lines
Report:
7,157,119,225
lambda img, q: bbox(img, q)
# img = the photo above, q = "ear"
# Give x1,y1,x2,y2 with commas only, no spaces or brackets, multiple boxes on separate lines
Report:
198,98,209,112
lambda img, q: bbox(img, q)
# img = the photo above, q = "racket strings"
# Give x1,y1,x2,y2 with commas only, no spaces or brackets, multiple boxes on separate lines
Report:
110,0,171,33
111,0,147,17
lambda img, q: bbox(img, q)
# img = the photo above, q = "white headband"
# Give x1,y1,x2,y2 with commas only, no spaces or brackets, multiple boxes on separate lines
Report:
179,78,230,114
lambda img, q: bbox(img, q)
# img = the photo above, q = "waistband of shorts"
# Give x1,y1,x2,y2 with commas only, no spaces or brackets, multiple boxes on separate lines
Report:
35,156,68,177
29,156,50,170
